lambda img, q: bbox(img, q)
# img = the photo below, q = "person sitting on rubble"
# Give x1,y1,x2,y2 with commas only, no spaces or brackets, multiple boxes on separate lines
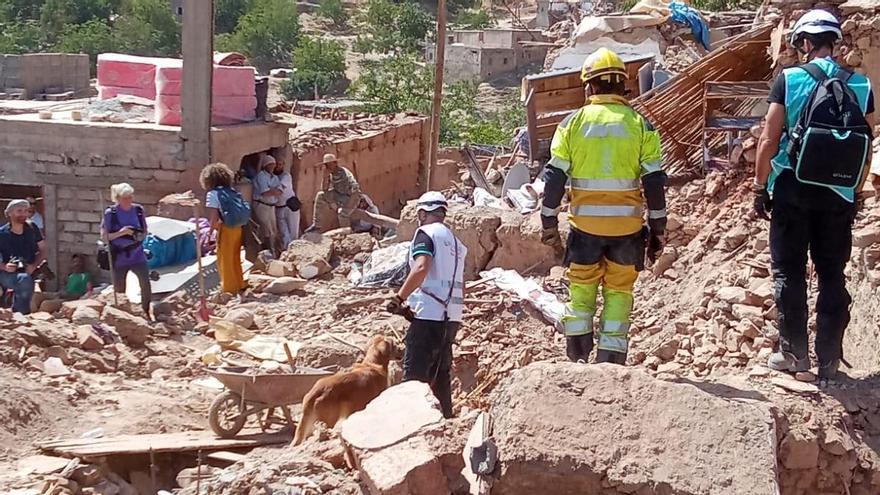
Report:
201,162,249,294
26,196,44,234
385,191,467,419
62,254,92,300
252,153,283,255
274,156,301,247
0,199,46,315
102,183,153,320
350,194,381,236
755,9,875,381
305,153,361,233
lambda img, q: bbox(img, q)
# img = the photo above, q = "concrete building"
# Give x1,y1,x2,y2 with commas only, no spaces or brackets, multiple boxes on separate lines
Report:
426,29,549,83
0,103,430,285
0,54,90,99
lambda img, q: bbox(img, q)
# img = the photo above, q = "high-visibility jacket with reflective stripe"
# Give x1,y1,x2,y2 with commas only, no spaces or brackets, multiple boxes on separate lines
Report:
549,94,662,236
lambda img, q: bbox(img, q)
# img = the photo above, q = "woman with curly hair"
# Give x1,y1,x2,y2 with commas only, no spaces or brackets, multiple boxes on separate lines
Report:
200,163,246,293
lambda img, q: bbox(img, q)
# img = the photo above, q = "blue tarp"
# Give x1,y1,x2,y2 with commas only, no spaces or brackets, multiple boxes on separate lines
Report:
670,2,711,51
144,233,197,269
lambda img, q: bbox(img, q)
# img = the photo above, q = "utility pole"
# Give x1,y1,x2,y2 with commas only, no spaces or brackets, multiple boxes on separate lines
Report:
427,0,447,189
181,0,214,167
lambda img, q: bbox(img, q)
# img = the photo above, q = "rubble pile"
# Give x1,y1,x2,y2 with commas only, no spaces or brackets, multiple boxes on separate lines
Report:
627,167,880,376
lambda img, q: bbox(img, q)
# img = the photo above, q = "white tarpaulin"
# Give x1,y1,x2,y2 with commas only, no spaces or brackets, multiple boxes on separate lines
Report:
479,268,565,328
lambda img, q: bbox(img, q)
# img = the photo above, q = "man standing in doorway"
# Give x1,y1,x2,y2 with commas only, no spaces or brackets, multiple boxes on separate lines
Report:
0,200,46,314
541,48,667,365
307,153,361,232
386,192,466,418
755,9,874,381
252,153,283,255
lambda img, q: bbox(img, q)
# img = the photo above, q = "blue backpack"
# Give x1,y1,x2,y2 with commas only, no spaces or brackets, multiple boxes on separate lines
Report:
215,187,251,227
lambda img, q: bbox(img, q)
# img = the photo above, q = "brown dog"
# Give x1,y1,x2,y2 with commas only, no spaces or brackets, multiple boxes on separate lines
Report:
293,335,396,445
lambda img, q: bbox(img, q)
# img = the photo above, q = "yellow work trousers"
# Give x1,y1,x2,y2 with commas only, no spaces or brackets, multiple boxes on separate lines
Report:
564,259,638,353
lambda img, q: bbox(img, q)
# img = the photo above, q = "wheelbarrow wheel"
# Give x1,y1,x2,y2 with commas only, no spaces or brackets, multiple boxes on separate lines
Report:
208,391,247,438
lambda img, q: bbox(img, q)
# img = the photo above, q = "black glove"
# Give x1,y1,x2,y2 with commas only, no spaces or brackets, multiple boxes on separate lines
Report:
385,294,404,315
753,185,772,221
647,230,665,264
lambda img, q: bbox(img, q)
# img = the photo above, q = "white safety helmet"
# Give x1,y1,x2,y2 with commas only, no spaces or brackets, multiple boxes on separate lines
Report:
790,9,842,47
415,191,448,213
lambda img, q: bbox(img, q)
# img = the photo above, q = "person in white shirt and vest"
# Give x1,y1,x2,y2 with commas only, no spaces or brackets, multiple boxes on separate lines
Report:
386,191,467,418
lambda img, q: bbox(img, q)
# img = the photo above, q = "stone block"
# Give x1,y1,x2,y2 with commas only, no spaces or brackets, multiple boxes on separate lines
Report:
101,306,152,346
489,363,779,495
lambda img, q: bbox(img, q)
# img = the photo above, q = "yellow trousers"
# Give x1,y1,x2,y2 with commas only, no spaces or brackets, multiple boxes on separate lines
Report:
217,224,245,293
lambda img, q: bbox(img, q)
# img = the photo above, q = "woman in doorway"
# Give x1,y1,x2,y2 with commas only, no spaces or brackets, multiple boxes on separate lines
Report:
200,163,247,294
101,183,152,319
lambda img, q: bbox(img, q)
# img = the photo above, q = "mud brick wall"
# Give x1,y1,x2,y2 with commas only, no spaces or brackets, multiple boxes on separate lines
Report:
291,118,430,227
0,118,289,283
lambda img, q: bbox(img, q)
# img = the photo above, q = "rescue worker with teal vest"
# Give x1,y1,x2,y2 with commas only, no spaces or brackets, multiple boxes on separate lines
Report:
541,48,667,364
755,9,875,380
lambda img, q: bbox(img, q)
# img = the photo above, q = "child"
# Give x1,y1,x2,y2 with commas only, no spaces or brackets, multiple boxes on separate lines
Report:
63,254,92,299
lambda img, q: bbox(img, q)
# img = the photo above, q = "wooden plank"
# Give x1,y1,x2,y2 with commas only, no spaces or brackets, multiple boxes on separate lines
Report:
525,88,538,164
537,122,560,140
38,429,290,458
705,81,771,98
534,87,584,115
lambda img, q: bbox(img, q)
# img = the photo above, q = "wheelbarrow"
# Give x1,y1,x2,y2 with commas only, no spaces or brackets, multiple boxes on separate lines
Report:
207,366,332,439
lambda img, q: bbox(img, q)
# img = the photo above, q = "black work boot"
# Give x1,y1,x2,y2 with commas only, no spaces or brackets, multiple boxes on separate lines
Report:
595,349,627,365
818,359,840,381
566,334,594,363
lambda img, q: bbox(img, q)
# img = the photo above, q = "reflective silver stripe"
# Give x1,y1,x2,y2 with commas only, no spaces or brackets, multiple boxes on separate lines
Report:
563,317,593,337
581,122,630,138
549,155,571,172
597,335,628,353
570,178,639,191
450,297,465,305
601,320,631,335
541,205,560,217
648,208,667,219
572,204,643,217
641,160,662,175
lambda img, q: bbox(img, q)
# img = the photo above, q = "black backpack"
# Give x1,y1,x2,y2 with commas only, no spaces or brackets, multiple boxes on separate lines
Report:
785,63,872,190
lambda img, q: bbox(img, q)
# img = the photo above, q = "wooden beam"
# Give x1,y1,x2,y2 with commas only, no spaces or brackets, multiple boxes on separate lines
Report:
38,430,290,458
181,0,214,167
426,0,447,188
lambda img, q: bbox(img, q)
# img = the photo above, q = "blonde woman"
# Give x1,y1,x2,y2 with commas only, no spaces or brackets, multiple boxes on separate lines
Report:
101,183,152,319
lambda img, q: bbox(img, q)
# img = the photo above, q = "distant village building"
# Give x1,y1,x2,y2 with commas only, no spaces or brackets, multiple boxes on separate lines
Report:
170,0,183,19
426,29,549,83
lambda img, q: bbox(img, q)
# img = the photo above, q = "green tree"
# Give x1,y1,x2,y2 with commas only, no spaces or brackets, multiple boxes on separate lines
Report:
355,0,431,54
226,0,300,72
215,0,251,34
115,0,181,56
40,0,115,36
280,35,346,100
0,20,44,53
317,0,347,28
350,54,432,114
54,18,118,70
453,8,491,29
3,0,46,20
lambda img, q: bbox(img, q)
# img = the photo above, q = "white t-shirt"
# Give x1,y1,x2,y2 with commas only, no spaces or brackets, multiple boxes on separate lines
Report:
30,212,44,230
206,189,221,209
278,172,297,203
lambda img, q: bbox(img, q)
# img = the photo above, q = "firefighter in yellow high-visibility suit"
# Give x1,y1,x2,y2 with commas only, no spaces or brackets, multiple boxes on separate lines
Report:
541,48,668,364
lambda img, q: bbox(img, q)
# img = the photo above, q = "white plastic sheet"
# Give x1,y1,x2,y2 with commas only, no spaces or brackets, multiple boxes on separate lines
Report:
478,267,565,327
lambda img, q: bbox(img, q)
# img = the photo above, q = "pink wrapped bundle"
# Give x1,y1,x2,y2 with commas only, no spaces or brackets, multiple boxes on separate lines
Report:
97,53,180,91
155,95,257,126
97,85,157,100
156,65,256,97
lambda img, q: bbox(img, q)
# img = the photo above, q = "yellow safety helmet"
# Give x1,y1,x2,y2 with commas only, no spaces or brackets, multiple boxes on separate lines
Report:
580,48,628,84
